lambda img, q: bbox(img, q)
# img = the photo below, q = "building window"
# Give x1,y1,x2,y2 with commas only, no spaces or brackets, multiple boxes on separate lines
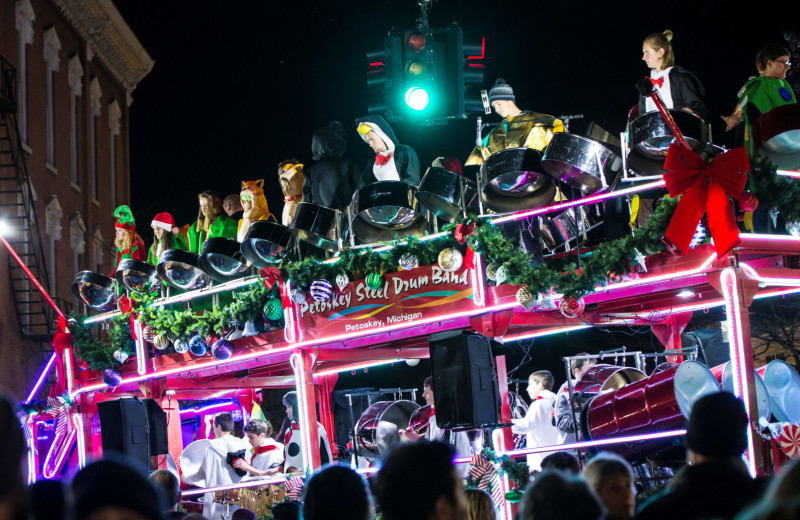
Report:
44,27,61,168
108,100,121,208
15,0,35,147
89,78,102,201
68,55,83,187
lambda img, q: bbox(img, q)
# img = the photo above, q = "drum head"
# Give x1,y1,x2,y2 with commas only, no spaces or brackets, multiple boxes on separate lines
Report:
115,259,158,293
762,360,800,423
71,271,117,310
672,360,721,419
482,148,548,196
356,400,420,461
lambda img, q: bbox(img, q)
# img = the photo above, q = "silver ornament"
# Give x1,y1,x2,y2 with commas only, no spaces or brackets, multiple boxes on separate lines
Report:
173,339,189,354
290,288,307,304
399,253,419,271
335,273,349,291
516,287,535,312
153,333,170,350
486,263,498,281
113,349,129,363
495,266,507,285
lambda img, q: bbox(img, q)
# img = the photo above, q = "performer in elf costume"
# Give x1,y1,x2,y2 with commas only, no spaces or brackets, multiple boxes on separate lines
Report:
186,190,238,254
146,212,186,265
110,205,146,276
237,179,277,243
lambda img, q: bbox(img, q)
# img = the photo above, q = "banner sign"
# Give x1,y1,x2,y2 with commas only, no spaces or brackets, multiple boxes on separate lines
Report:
295,265,476,340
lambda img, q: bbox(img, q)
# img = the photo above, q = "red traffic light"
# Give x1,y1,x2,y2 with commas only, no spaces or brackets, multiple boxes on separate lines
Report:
406,31,428,53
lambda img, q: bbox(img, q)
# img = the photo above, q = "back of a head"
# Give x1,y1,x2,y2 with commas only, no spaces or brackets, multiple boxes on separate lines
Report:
302,464,371,520
521,470,604,520
465,488,496,520
271,500,300,520
69,458,165,520
686,391,747,459
376,442,458,520
231,508,257,520
214,412,234,433
29,479,65,520
540,452,581,474
0,391,26,520
148,469,180,510
582,451,634,493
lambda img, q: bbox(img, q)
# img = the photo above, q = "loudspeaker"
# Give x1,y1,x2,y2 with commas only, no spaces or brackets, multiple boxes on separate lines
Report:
428,330,500,429
97,398,150,466
682,329,729,367
142,399,168,456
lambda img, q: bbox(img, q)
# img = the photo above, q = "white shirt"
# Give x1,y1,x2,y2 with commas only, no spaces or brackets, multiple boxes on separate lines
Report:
511,390,558,471
645,67,674,113
245,438,285,479
199,434,250,519
427,414,473,477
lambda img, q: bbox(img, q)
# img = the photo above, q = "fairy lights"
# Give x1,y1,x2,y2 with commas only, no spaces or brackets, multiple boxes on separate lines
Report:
25,352,57,403
290,352,314,474
72,413,86,469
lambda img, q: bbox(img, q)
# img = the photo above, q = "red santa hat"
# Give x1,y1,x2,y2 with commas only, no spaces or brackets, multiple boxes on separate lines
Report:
151,212,178,234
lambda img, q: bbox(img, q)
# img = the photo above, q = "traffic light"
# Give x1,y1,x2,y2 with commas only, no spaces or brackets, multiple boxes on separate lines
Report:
366,24,485,123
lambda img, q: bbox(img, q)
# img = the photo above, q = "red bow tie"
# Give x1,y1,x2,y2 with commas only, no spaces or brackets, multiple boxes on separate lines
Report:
650,76,664,89
375,152,392,166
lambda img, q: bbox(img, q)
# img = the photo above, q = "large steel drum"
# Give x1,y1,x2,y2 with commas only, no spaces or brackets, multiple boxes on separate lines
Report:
710,362,771,424
240,220,293,267
480,148,558,213
356,400,420,461
114,259,159,293
417,167,479,222
751,104,800,171
289,202,340,251
351,181,427,243
759,359,800,423
408,404,434,437
71,271,117,310
157,249,210,291
198,237,249,282
583,361,720,445
628,109,707,159
541,133,622,194
179,439,213,486
572,364,647,405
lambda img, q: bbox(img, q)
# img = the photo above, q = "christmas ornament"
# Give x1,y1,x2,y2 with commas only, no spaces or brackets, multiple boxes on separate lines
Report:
77,360,90,371
633,248,648,273
690,223,706,249
366,272,383,290
153,333,170,350
263,299,284,321
113,349,129,364
485,263,498,281
310,279,333,301
537,292,556,310
242,320,258,336
438,247,463,272
405,359,420,367
516,287,536,312
173,338,190,354
290,288,307,304
211,338,234,360
504,489,523,503
786,221,800,237
102,367,123,387
399,253,419,271
468,453,503,507
738,191,759,212
778,423,800,459
607,271,622,284
189,335,208,356
335,272,349,291
559,295,585,319
142,325,157,343
495,265,507,285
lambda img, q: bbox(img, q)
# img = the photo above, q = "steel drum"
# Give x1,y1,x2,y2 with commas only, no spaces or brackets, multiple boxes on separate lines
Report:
628,109,707,159
541,133,622,194
240,220,293,267
759,359,800,423
751,104,800,171
114,259,159,293
508,391,530,449
584,361,719,442
179,439,212,486
540,205,605,252
481,174,557,213
351,181,427,243
198,237,249,282
417,167,479,222
356,400,420,461
157,249,211,291
482,148,549,196
408,404,434,437
71,271,117,310
710,362,771,424
572,364,647,406
289,202,339,251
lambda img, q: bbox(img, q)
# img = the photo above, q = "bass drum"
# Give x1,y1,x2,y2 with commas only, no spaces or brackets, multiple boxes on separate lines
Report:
351,181,427,243
289,202,339,252
752,104,800,171
417,167,479,222
356,400,420,461
541,133,622,194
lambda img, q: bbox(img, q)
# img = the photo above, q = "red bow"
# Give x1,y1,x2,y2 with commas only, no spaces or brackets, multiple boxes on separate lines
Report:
117,295,138,340
662,144,749,257
650,76,664,89
454,223,474,245
260,267,282,290
375,152,392,166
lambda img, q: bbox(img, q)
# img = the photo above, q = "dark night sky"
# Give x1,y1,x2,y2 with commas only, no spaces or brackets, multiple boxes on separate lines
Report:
111,1,788,392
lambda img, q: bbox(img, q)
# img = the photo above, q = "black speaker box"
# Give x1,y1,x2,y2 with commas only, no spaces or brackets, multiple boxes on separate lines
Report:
682,329,729,367
428,330,500,429
142,398,168,456
97,398,151,466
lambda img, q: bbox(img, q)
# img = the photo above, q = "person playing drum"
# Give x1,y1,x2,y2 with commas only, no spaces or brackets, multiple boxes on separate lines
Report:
355,115,421,187
722,44,796,156
465,78,564,166
232,419,284,478
636,30,707,120
511,370,559,473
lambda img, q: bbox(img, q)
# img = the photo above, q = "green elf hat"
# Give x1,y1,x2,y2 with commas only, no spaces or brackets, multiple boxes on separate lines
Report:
114,205,136,231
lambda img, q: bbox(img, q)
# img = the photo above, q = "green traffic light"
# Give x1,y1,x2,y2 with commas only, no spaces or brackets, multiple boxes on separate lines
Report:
404,87,429,111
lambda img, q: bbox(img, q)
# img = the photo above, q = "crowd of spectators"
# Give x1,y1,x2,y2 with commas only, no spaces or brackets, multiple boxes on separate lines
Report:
3,390,800,520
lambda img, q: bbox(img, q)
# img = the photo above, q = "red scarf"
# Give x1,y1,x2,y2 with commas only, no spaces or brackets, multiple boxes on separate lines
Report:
284,194,301,202
375,152,392,166
249,443,279,464
284,423,300,445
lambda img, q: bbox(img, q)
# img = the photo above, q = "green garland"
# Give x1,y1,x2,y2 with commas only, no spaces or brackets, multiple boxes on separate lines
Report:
69,315,132,371
749,157,800,222
16,392,74,417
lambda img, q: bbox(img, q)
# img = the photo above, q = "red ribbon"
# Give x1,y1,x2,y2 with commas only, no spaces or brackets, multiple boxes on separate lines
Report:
49,316,71,397
650,76,664,89
662,144,749,257
260,267,282,290
455,223,476,268
117,295,138,340
375,152,392,166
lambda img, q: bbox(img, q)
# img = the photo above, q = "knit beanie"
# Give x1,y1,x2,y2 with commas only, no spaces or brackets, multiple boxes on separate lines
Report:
488,78,515,104
686,391,748,458
151,212,178,234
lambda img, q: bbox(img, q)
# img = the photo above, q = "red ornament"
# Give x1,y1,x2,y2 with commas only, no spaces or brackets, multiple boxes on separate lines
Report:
559,296,585,319
738,192,759,212
607,271,622,283
778,423,800,459
77,360,90,371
